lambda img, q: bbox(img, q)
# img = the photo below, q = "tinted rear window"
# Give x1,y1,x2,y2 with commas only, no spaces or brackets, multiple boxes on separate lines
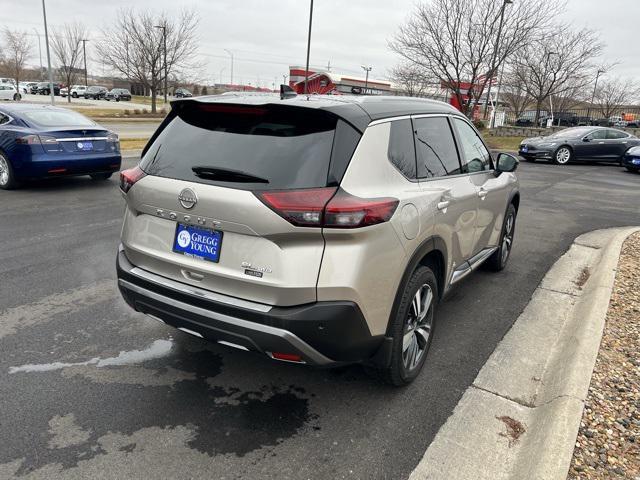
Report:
22,109,96,127
141,103,345,191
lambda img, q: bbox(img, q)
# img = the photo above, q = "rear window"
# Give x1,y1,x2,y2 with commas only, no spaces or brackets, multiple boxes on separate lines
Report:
22,109,95,127
141,103,355,191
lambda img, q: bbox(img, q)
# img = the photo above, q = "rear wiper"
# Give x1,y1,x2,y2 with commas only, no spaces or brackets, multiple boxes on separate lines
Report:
191,166,269,184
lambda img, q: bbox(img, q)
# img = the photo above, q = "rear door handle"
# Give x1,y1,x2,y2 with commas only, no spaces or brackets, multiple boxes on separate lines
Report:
437,200,450,211
478,188,488,199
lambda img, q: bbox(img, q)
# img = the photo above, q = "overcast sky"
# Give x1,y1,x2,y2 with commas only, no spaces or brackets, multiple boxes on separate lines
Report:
3,0,639,87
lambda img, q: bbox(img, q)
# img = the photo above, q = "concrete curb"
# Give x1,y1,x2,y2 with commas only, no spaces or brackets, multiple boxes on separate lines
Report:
409,226,640,480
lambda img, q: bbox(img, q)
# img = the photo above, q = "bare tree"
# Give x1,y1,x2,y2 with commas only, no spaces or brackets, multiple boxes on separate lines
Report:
96,9,199,113
51,23,87,103
390,63,434,97
390,0,562,117
593,78,640,119
501,66,533,119
3,28,32,96
511,29,604,123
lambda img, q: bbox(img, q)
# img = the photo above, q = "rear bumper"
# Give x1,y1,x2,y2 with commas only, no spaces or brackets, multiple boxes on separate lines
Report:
14,152,121,179
116,249,383,366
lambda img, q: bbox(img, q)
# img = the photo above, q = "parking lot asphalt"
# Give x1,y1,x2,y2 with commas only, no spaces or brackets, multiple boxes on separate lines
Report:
0,161,638,479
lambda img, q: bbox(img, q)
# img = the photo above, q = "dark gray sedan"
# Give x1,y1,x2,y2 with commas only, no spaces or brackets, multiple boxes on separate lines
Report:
518,127,640,165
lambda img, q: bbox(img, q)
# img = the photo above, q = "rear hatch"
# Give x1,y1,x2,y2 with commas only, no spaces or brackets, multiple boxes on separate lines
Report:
121,101,361,306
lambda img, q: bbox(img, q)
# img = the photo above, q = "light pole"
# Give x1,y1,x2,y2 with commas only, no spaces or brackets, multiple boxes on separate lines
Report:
361,65,372,95
546,51,558,127
587,69,605,124
41,0,55,105
304,0,314,95
224,49,234,85
33,29,43,80
283,74,288,86
81,39,89,87
484,0,513,120
154,24,167,104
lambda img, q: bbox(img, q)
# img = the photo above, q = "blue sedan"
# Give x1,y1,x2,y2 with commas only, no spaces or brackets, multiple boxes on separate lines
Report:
0,103,121,189
622,146,640,173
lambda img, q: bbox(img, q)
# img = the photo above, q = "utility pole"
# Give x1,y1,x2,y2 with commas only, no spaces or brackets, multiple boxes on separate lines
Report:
33,29,43,80
361,65,372,95
587,69,605,124
154,24,167,104
224,49,234,85
41,0,55,105
304,0,314,96
326,60,331,72
484,0,513,120
82,39,89,86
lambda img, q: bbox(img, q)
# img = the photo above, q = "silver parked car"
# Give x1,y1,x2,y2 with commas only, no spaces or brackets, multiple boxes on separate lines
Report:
117,94,520,385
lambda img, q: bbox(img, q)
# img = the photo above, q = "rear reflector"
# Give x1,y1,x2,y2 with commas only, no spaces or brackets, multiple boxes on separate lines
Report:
255,187,398,229
119,166,146,193
270,352,305,363
48,168,67,174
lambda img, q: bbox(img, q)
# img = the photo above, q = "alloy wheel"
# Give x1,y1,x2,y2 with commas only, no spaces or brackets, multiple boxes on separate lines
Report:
502,213,515,265
402,284,434,370
0,156,9,186
556,147,571,164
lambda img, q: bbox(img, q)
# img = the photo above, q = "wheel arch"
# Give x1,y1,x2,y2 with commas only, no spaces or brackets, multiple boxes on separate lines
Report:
369,236,448,368
385,236,448,335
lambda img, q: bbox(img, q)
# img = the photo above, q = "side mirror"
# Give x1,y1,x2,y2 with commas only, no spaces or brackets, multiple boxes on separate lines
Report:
495,153,519,176
583,137,591,142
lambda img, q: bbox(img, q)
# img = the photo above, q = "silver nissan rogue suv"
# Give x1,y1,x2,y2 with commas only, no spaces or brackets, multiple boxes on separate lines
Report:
117,93,520,386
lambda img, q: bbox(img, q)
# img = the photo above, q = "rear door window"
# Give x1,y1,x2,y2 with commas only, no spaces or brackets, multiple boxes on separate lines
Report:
140,103,355,191
413,116,462,178
606,129,628,140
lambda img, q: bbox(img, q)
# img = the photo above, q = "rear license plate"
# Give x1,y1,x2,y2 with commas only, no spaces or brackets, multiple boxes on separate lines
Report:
77,141,93,151
173,223,223,263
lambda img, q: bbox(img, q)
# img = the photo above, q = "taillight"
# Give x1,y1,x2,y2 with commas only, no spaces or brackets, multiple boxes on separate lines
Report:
16,134,41,145
255,187,398,229
119,166,146,193
256,187,337,227
16,134,60,152
107,133,120,152
324,189,399,228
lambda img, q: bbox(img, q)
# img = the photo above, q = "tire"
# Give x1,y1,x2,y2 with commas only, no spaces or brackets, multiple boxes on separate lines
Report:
90,173,113,181
553,146,573,165
72,92,78,98
369,265,438,386
485,204,517,271
13,93,21,101
625,167,639,173
0,152,19,190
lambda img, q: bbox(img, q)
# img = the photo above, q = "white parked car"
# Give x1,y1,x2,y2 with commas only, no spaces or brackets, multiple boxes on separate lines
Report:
60,85,88,98
18,81,38,94
0,84,20,101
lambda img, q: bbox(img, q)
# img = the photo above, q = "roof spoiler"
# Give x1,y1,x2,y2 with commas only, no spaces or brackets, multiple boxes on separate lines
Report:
280,84,297,100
